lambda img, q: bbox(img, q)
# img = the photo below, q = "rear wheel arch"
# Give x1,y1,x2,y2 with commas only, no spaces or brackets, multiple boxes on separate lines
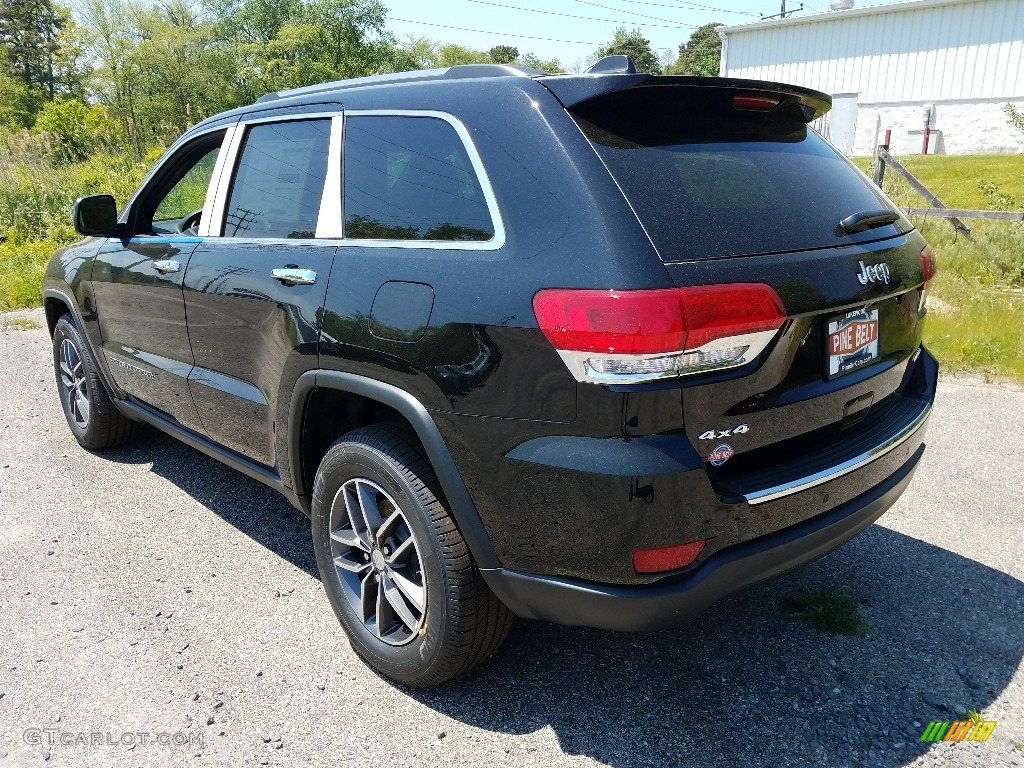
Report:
289,370,500,569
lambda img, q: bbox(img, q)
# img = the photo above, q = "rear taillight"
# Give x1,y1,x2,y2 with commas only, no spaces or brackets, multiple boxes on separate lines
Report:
532,284,787,384
633,539,706,573
920,245,936,286
919,245,936,312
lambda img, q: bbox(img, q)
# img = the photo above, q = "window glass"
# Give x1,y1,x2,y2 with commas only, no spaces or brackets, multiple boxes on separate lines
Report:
571,86,901,261
153,146,220,227
344,116,494,242
224,119,331,238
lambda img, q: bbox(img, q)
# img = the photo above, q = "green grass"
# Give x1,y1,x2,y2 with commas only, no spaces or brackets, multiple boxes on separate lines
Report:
851,153,1024,383
781,586,873,637
852,153,1024,210
923,277,1024,382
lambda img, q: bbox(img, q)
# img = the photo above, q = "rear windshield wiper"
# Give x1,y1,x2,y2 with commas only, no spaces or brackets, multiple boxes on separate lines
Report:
836,209,900,235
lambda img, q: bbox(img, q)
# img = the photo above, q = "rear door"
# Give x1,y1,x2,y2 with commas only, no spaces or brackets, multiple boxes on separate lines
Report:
181,115,338,468
91,129,228,432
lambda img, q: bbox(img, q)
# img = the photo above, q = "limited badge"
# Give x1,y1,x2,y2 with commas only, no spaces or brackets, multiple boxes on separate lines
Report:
708,444,735,467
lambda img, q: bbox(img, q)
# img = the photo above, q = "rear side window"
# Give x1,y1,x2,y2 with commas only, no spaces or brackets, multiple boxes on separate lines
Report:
343,115,494,242
223,119,331,239
572,87,903,261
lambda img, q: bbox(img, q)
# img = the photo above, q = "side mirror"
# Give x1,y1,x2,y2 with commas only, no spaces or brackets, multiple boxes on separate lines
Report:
74,194,118,237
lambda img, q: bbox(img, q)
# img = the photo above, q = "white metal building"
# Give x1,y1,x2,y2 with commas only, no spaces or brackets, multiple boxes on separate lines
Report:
718,0,1024,155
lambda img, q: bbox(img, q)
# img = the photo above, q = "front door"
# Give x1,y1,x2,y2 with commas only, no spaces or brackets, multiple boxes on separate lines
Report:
183,117,336,468
92,130,228,432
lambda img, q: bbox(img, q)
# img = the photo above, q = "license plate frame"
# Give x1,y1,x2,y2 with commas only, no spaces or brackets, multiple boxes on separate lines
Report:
826,307,880,379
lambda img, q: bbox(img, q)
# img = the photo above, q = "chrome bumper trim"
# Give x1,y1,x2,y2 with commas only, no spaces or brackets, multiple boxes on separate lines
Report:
743,401,931,506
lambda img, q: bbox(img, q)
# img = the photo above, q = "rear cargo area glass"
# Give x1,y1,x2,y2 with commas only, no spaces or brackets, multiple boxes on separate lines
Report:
571,86,900,262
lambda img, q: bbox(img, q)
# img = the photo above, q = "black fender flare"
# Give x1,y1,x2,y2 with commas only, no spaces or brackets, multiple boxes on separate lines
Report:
288,370,500,569
42,285,124,399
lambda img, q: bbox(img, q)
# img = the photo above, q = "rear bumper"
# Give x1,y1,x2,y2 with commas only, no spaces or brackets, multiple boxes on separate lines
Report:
481,441,924,631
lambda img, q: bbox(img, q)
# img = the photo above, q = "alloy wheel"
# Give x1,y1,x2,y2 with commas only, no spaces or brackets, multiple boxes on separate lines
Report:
329,478,427,646
59,338,90,429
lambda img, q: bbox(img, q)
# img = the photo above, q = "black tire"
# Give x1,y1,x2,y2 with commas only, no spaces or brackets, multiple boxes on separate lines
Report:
311,423,512,687
52,314,140,450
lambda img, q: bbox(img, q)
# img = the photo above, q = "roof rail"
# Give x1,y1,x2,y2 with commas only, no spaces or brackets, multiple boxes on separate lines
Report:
256,64,547,103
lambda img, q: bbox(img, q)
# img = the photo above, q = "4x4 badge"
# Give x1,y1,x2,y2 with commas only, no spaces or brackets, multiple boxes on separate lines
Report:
699,424,748,440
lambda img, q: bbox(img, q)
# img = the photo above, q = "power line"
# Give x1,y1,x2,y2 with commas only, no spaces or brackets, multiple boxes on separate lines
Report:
571,0,699,26
388,16,602,44
666,0,758,15
466,0,699,30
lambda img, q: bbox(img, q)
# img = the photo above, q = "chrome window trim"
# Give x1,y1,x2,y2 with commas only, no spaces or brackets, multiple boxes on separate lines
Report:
240,110,344,126
338,109,506,251
205,122,245,237
743,401,932,506
315,115,344,238
198,123,242,238
196,237,341,248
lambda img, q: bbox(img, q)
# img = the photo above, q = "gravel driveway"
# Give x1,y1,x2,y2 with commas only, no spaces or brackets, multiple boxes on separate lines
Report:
1,307,1022,768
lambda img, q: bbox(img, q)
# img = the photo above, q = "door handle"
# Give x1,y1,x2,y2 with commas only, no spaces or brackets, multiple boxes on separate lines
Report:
271,268,316,286
152,259,181,274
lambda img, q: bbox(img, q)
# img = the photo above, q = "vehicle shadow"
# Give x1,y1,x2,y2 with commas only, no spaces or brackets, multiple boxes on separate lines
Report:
415,528,1023,768
103,429,1024,768
99,428,320,577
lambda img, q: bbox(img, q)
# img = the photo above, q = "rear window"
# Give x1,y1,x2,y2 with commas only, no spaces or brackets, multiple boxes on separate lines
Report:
571,86,905,261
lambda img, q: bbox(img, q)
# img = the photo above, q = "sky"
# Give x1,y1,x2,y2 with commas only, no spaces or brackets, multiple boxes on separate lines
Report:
383,0,908,69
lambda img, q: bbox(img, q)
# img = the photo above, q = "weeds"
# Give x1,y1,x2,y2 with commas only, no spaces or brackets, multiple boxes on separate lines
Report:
0,130,152,311
0,316,41,330
780,586,873,637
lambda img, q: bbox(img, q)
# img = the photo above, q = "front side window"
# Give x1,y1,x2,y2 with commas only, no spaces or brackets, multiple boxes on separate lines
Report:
343,115,495,242
135,131,224,236
223,119,331,239
152,147,220,229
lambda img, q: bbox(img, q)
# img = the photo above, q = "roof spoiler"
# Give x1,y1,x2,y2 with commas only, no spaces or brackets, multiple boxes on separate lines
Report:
539,74,832,123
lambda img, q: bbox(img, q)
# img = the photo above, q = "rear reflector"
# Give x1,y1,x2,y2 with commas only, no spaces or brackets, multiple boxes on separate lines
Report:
633,540,706,573
532,284,787,383
734,94,782,111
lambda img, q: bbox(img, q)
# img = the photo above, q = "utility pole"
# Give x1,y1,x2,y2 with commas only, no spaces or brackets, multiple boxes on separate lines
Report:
760,1,804,20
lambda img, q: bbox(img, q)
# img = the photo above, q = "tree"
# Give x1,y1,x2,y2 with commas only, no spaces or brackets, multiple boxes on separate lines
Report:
593,27,660,74
518,52,561,73
487,45,518,64
0,0,67,106
433,43,490,67
1007,104,1024,139
0,52,32,129
226,0,418,100
665,22,722,77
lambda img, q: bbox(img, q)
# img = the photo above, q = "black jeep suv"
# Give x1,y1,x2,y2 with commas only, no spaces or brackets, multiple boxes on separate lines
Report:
44,58,937,686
